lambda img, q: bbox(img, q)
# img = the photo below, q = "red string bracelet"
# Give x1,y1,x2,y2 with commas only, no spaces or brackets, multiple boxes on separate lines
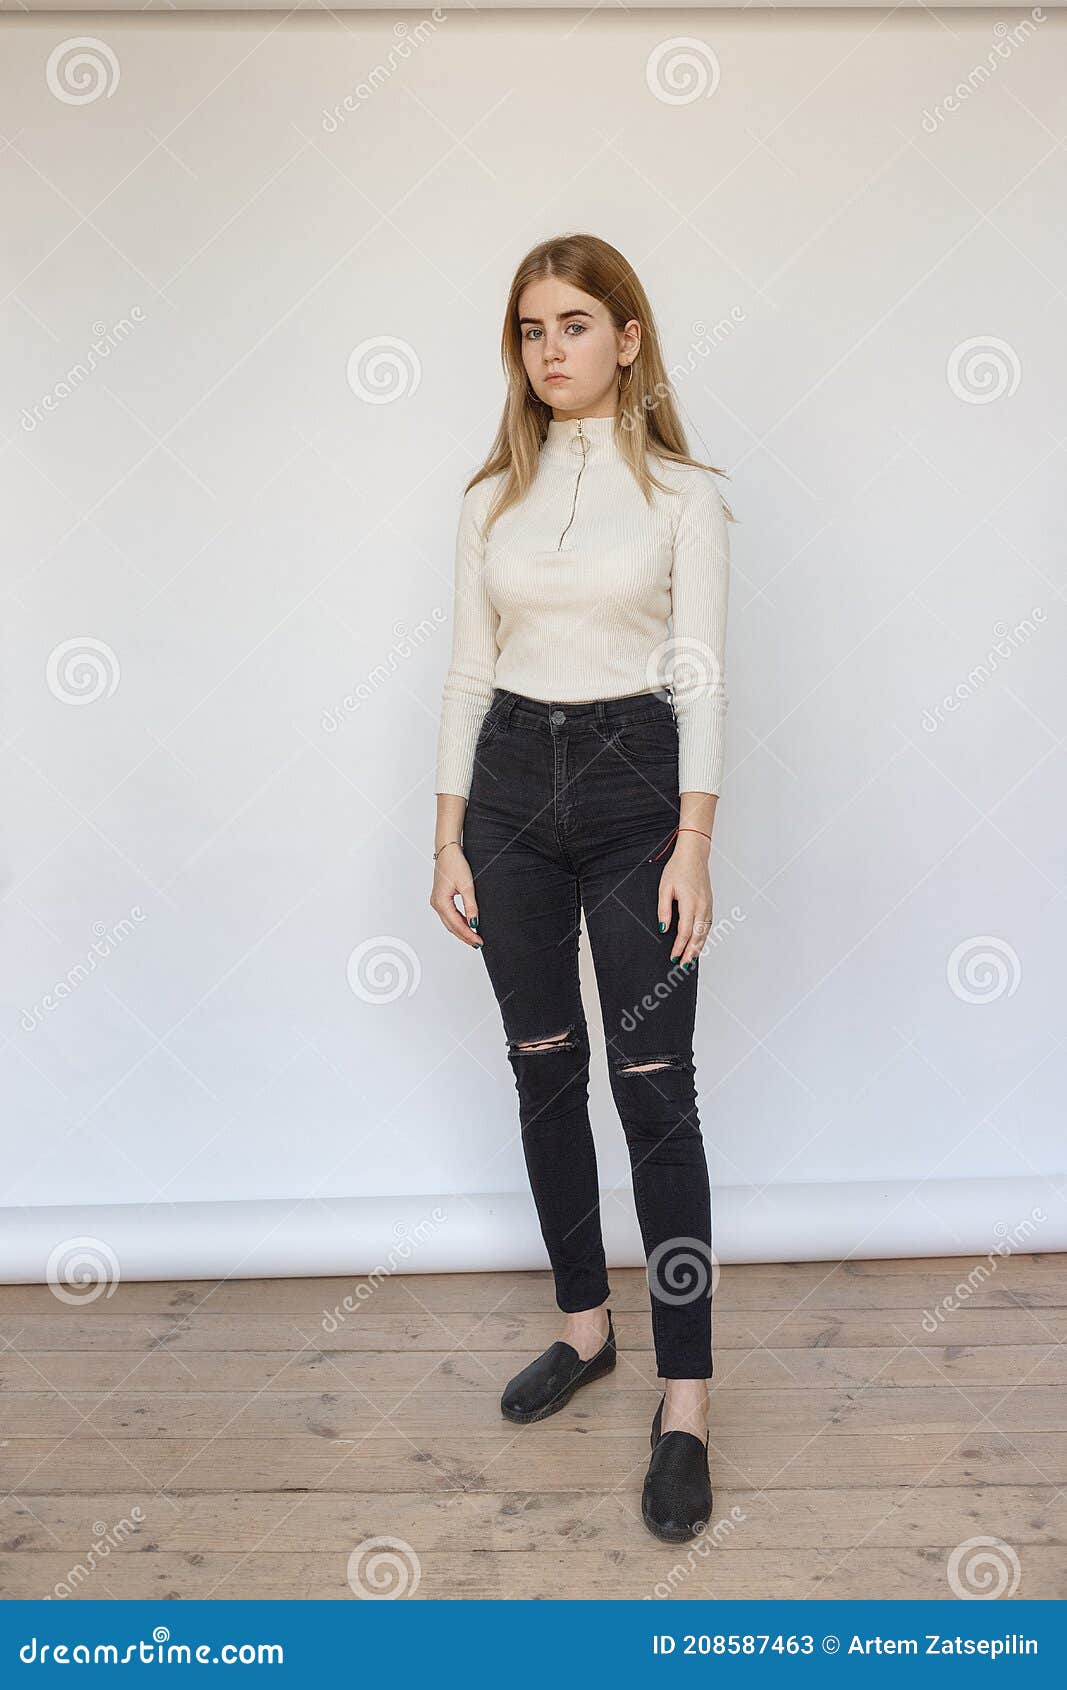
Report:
648,826,712,862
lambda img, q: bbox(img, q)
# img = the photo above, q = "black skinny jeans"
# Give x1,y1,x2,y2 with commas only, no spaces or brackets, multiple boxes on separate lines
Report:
462,687,714,1380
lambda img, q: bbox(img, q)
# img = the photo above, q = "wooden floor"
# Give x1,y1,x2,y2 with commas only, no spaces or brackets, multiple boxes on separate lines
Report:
1,1255,1065,1600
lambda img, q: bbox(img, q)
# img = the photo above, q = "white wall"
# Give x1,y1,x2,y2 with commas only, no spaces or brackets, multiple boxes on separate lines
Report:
3,10,1064,1276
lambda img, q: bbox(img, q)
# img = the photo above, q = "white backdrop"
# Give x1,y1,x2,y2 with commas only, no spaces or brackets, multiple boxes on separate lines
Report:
3,10,1065,1279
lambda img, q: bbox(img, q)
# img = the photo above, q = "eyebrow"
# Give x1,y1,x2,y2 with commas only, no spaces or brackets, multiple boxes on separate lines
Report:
518,309,595,326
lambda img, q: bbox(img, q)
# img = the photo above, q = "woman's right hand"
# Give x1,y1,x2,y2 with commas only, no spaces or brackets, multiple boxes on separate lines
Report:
430,841,484,948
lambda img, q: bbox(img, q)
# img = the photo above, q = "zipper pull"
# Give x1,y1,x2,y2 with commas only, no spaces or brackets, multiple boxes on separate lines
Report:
557,418,587,548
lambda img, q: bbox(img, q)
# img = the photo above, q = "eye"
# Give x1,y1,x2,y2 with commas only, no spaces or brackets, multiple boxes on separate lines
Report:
565,323,586,335
523,327,543,341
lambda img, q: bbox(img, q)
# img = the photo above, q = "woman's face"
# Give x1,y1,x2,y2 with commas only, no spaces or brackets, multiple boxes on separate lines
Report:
518,276,636,417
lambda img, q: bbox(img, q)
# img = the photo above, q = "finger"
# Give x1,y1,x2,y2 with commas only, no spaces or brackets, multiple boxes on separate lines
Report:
670,905,693,965
433,884,483,947
457,881,483,944
657,878,676,937
679,908,712,968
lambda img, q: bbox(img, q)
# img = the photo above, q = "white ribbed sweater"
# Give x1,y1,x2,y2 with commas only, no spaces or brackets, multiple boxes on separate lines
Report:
435,414,731,799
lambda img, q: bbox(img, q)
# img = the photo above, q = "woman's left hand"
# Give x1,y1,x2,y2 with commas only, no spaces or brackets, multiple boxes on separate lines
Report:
658,845,713,968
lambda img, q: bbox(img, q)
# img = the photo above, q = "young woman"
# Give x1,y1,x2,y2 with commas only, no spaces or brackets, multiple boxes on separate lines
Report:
430,234,733,1544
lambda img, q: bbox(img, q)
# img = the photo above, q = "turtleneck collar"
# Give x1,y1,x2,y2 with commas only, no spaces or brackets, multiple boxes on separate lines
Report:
542,413,624,461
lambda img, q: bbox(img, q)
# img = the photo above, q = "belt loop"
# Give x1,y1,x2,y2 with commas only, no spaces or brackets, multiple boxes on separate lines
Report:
499,690,517,726
594,698,607,727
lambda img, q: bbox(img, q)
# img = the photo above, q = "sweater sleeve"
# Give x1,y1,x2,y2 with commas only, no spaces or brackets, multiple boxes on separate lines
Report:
669,479,731,797
434,481,500,798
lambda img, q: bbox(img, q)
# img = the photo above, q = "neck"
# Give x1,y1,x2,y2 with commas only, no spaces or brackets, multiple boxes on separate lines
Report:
542,413,623,461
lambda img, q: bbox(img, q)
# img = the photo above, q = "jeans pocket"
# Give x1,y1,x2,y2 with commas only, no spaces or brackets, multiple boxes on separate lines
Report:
615,715,678,765
475,704,506,750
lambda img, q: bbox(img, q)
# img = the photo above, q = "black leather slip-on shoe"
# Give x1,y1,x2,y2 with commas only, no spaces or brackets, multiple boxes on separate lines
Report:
500,1309,616,1424
641,1391,714,1543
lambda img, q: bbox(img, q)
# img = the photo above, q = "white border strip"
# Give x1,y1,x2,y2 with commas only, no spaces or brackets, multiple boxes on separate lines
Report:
1,1177,1061,1283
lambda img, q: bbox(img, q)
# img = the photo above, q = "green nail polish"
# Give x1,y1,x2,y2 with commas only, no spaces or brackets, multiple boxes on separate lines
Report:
658,922,666,932
469,917,478,929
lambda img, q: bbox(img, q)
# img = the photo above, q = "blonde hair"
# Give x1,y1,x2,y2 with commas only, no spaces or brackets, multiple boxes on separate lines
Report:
465,232,735,533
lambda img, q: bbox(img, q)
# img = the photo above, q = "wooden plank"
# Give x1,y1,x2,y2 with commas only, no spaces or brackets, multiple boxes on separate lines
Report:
4,1344,1067,1391
3,1386,1067,1440
1,1430,1065,1493
1,1257,1061,1313
1,1548,1064,1600
4,1306,1066,1351
2,1486,1064,1552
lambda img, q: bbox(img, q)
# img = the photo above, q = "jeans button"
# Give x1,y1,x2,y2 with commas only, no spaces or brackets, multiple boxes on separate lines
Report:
550,709,566,725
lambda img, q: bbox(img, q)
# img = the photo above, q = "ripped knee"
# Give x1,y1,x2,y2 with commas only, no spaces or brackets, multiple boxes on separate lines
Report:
509,1026,581,1055
614,1052,689,1075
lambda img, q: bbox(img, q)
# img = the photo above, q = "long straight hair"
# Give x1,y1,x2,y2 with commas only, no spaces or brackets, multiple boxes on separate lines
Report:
465,232,736,533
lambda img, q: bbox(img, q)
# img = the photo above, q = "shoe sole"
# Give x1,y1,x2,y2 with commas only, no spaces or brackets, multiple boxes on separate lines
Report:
641,1503,711,1544
500,1353,616,1424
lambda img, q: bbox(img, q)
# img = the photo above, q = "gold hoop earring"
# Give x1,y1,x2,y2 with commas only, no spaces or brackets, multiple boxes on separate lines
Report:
618,364,634,392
